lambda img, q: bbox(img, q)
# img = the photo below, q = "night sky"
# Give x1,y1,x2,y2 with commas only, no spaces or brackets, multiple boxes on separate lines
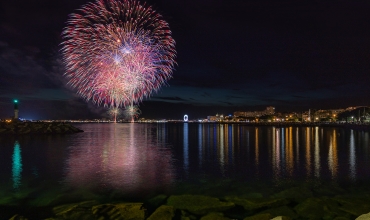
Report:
1,0,370,120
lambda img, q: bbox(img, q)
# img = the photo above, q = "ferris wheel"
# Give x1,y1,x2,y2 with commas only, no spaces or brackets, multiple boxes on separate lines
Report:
184,114,188,122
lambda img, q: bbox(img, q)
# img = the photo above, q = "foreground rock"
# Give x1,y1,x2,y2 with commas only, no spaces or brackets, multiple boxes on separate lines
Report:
92,203,145,220
147,205,175,220
0,122,83,134
167,195,235,215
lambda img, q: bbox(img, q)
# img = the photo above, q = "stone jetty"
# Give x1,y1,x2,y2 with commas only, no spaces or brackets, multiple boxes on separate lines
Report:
0,121,83,134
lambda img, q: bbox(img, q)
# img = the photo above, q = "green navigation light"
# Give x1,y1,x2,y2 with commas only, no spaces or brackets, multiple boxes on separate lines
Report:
14,100,18,103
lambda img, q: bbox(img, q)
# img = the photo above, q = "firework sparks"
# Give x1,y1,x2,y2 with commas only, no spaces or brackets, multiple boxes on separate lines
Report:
124,105,141,122
61,0,176,110
108,107,122,122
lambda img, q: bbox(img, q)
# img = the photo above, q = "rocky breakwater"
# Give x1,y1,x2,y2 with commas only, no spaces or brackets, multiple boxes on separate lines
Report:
0,121,83,134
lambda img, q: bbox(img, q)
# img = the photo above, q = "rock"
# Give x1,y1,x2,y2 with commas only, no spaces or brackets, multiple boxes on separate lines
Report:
0,122,83,135
53,200,99,220
356,212,370,220
259,206,298,219
147,194,168,208
167,195,235,215
333,217,351,220
180,210,197,220
294,197,346,219
224,196,289,211
333,197,370,217
271,216,292,220
272,186,313,203
312,184,346,196
92,203,145,220
200,212,231,220
9,214,28,220
243,213,273,220
147,205,175,220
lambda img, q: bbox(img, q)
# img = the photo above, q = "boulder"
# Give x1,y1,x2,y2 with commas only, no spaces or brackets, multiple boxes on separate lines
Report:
271,186,313,203
9,214,28,220
271,216,292,220
356,212,370,220
259,206,298,219
147,205,175,220
53,200,98,220
243,213,273,220
200,212,232,220
224,196,289,211
333,197,370,217
167,195,235,215
294,197,348,219
147,194,168,208
92,203,145,220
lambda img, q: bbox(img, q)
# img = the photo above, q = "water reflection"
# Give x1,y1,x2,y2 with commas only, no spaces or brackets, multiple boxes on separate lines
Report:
328,130,338,179
59,124,366,193
314,127,320,178
349,130,356,181
63,124,175,194
12,141,22,190
183,123,189,172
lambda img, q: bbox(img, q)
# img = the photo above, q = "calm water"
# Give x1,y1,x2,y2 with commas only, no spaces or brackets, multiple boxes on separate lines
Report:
1,123,370,216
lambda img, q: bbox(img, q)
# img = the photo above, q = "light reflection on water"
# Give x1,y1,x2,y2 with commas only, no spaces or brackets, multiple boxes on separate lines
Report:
63,123,175,195
1,123,370,203
12,141,22,190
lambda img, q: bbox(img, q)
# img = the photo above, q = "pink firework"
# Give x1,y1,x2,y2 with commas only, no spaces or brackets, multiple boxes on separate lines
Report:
61,0,176,109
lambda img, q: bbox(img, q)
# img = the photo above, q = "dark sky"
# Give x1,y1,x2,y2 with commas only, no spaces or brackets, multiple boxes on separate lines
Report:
1,0,370,120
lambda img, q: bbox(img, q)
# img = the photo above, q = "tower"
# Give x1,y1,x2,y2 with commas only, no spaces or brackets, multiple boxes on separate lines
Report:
14,100,19,119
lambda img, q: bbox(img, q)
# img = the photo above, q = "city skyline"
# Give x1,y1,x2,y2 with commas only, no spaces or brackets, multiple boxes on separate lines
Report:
1,0,370,120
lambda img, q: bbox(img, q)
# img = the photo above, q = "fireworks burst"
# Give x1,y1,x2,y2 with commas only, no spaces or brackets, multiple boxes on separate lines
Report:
108,107,122,122
124,105,141,122
61,0,176,110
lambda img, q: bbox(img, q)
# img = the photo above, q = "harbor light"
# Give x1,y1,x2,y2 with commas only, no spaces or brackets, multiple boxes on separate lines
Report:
14,99,19,119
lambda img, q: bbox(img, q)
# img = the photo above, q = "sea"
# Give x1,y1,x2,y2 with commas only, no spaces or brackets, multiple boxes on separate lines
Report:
1,122,370,219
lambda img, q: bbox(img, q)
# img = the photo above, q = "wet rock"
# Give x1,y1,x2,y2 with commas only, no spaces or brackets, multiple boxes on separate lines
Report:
243,213,273,220
9,214,28,220
45,190,100,207
312,184,346,197
180,210,197,220
147,194,168,208
242,192,264,199
147,205,174,220
333,197,370,217
224,196,289,211
333,217,351,220
356,212,370,220
53,201,98,220
92,203,145,220
259,206,298,219
167,195,235,215
200,212,231,220
294,197,347,219
271,216,292,220
271,186,313,203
